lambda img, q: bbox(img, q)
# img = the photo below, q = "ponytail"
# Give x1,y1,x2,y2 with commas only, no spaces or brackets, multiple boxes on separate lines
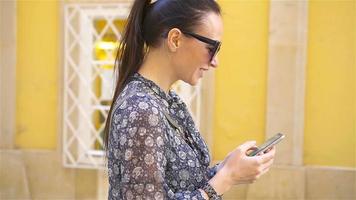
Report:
104,0,151,149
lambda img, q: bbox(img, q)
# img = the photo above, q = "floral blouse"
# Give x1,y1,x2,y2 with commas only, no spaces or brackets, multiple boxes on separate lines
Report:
108,73,220,200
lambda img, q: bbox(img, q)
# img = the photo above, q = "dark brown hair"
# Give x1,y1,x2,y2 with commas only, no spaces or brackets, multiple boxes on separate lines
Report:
104,0,221,149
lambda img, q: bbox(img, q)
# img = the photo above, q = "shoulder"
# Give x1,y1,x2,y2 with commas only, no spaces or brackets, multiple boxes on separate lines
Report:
110,82,169,147
115,81,161,110
111,81,166,126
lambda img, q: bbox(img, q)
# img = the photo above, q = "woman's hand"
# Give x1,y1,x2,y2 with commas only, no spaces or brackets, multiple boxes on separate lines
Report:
208,141,276,196
218,141,276,185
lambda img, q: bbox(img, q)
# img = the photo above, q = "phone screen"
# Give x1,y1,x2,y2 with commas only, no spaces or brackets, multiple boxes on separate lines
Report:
247,133,285,156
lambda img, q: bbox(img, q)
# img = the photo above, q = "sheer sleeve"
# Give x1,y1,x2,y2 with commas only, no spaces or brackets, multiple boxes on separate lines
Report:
108,96,207,200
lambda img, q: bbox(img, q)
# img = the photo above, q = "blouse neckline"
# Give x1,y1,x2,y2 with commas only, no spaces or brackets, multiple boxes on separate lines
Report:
132,72,180,106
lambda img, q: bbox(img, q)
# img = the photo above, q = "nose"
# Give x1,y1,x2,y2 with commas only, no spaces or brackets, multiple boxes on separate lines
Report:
210,56,219,68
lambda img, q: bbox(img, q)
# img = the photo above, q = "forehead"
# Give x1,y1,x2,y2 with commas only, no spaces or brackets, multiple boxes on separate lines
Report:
195,12,223,40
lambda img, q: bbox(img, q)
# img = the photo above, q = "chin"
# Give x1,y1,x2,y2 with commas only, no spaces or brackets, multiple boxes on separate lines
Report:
189,77,201,86
181,73,201,86
189,81,198,86
181,78,197,86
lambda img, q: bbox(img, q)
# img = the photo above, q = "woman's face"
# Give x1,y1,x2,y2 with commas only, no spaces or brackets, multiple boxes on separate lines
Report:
173,12,223,85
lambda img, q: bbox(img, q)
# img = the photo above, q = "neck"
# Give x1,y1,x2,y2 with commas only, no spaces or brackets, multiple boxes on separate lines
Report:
138,48,177,94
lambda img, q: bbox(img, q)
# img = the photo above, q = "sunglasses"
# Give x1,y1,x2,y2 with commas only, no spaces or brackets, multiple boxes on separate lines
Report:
182,31,221,62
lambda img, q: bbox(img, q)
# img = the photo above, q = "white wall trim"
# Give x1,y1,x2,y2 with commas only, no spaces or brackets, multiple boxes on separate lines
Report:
266,0,309,166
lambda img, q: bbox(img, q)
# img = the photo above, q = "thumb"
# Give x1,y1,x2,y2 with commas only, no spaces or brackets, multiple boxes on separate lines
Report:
238,141,257,153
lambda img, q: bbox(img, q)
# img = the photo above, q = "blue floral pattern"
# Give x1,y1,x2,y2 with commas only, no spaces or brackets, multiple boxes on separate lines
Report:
108,73,220,199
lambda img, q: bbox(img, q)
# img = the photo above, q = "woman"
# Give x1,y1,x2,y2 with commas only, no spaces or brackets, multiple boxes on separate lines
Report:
104,0,276,199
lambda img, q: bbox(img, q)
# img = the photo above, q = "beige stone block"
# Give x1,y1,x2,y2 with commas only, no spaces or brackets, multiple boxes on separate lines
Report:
245,166,305,200
97,170,108,200
22,150,75,199
75,169,98,200
223,184,248,200
0,150,31,199
306,166,356,200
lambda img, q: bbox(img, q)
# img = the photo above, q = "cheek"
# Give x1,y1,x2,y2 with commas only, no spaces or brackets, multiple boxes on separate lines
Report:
174,44,208,81
181,41,206,61
175,46,198,67
184,47,207,69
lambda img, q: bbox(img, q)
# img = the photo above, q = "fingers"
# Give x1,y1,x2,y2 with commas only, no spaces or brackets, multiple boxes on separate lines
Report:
246,158,274,184
261,157,274,173
263,146,274,154
234,145,276,186
259,146,276,164
238,141,257,153
239,179,257,184
246,146,259,156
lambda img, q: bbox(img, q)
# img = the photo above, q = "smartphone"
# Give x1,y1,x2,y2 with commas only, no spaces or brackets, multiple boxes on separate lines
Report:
247,133,285,156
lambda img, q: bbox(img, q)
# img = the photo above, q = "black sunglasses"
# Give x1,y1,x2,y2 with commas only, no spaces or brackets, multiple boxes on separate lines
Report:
182,31,221,62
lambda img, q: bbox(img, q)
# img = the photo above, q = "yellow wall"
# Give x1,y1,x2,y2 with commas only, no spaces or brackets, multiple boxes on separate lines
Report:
16,1,59,149
214,0,269,160
304,0,356,167
14,0,355,167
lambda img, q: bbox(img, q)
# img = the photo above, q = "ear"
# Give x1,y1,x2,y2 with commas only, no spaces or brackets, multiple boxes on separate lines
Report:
166,28,182,52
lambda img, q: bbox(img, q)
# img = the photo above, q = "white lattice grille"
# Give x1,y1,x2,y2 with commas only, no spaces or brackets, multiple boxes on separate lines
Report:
62,2,204,169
